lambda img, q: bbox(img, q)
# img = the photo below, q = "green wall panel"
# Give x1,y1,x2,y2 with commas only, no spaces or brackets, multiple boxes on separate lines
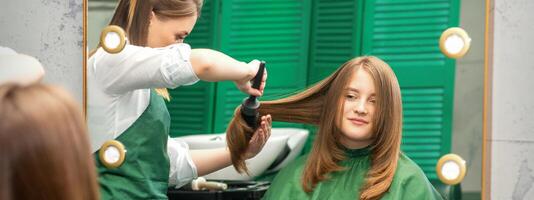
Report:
167,0,219,137
362,0,460,179
303,0,365,154
167,83,216,137
213,0,312,132
308,0,364,84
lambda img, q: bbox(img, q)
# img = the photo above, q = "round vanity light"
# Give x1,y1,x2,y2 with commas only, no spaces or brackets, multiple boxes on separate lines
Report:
439,27,471,59
99,140,126,169
100,25,126,54
436,153,467,185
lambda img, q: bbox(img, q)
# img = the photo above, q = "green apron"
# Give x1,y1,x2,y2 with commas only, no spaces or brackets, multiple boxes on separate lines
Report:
95,90,171,200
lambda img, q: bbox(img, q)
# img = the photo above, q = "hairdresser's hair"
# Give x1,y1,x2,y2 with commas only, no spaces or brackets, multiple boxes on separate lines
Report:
109,0,203,46
94,0,203,100
0,83,99,200
226,56,402,200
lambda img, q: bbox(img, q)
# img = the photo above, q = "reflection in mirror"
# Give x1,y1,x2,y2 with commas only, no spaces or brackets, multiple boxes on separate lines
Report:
86,0,486,199
88,0,118,50
440,27,472,59
99,25,126,54
437,154,467,185
452,0,485,199
98,140,126,169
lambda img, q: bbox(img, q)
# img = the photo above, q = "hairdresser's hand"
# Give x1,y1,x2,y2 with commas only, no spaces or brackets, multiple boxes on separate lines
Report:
234,60,267,97
244,115,272,159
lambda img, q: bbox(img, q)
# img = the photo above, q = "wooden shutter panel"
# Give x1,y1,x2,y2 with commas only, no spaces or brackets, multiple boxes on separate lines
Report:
167,0,219,137
362,0,460,179
213,0,311,132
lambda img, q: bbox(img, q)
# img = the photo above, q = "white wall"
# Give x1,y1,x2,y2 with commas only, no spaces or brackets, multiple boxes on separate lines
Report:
0,0,84,103
490,0,534,199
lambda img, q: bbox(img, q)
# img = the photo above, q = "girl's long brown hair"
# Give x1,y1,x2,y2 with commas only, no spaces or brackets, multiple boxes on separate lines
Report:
0,84,99,200
226,56,403,200
92,0,203,100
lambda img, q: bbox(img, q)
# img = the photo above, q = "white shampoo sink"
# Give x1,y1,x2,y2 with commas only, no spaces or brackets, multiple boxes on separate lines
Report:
176,128,309,180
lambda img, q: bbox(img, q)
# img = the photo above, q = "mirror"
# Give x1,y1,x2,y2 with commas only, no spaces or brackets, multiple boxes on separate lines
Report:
86,0,486,199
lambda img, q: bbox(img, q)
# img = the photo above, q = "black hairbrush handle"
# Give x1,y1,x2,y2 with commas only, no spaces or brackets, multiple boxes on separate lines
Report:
240,61,266,129
251,61,265,91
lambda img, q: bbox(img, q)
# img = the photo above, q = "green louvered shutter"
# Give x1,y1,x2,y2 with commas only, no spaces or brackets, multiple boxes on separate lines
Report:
213,0,311,132
302,0,365,154
167,0,219,137
362,0,460,179
308,0,363,84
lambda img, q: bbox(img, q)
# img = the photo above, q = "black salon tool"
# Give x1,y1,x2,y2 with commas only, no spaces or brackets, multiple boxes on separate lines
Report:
240,61,266,129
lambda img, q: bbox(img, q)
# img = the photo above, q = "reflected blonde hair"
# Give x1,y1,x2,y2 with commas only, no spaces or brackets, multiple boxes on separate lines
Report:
226,56,403,200
0,83,99,200
92,0,204,100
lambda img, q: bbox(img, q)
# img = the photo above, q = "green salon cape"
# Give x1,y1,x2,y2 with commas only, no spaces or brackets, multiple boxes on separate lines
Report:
263,147,443,200
94,90,171,200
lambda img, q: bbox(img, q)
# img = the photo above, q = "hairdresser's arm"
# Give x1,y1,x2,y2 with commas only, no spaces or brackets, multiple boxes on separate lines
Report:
190,115,272,176
95,44,200,94
95,44,265,96
190,49,267,96
188,148,232,176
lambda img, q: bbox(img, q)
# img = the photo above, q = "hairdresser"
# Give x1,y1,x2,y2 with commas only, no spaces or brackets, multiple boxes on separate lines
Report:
87,0,271,199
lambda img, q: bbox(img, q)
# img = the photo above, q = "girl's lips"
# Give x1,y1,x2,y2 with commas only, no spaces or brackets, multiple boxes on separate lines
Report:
348,118,369,125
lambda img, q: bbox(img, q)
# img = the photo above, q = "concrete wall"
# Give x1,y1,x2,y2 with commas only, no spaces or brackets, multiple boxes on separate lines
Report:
0,0,84,103
489,0,534,199
452,0,485,196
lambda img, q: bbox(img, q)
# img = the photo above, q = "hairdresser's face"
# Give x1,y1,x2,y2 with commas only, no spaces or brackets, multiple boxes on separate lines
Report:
339,68,376,149
147,12,198,48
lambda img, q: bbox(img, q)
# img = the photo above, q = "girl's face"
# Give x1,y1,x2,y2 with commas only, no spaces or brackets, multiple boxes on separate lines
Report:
339,67,376,149
147,12,198,48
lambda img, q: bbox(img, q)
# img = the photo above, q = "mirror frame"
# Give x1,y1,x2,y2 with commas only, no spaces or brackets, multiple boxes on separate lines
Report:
81,0,493,198
83,0,87,117
482,0,493,199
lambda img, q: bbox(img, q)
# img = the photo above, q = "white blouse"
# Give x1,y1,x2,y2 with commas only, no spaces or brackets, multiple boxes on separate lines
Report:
87,43,199,188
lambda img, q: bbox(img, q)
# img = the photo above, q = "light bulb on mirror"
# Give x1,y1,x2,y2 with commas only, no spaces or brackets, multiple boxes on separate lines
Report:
439,27,471,59
436,153,467,185
99,140,126,169
100,25,126,54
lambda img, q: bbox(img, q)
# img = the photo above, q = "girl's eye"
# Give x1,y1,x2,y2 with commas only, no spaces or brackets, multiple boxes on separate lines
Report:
369,99,376,103
346,94,357,100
